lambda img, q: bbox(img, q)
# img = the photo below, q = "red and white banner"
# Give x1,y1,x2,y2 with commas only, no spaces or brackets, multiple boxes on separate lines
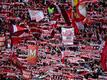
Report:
61,28,74,45
28,10,44,22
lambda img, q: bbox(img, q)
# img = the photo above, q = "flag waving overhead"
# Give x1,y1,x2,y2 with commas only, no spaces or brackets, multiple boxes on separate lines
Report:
28,10,44,22
72,0,87,34
76,0,87,21
26,45,38,64
12,25,27,33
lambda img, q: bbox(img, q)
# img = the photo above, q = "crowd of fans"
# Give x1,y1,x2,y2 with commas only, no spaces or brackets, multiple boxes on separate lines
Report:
0,0,107,80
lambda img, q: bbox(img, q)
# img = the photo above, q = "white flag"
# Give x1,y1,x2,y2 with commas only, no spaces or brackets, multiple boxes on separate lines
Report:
61,28,74,45
28,10,44,22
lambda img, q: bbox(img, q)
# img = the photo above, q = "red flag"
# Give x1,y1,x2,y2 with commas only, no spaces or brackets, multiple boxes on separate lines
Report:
26,45,38,64
101,40,107,71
